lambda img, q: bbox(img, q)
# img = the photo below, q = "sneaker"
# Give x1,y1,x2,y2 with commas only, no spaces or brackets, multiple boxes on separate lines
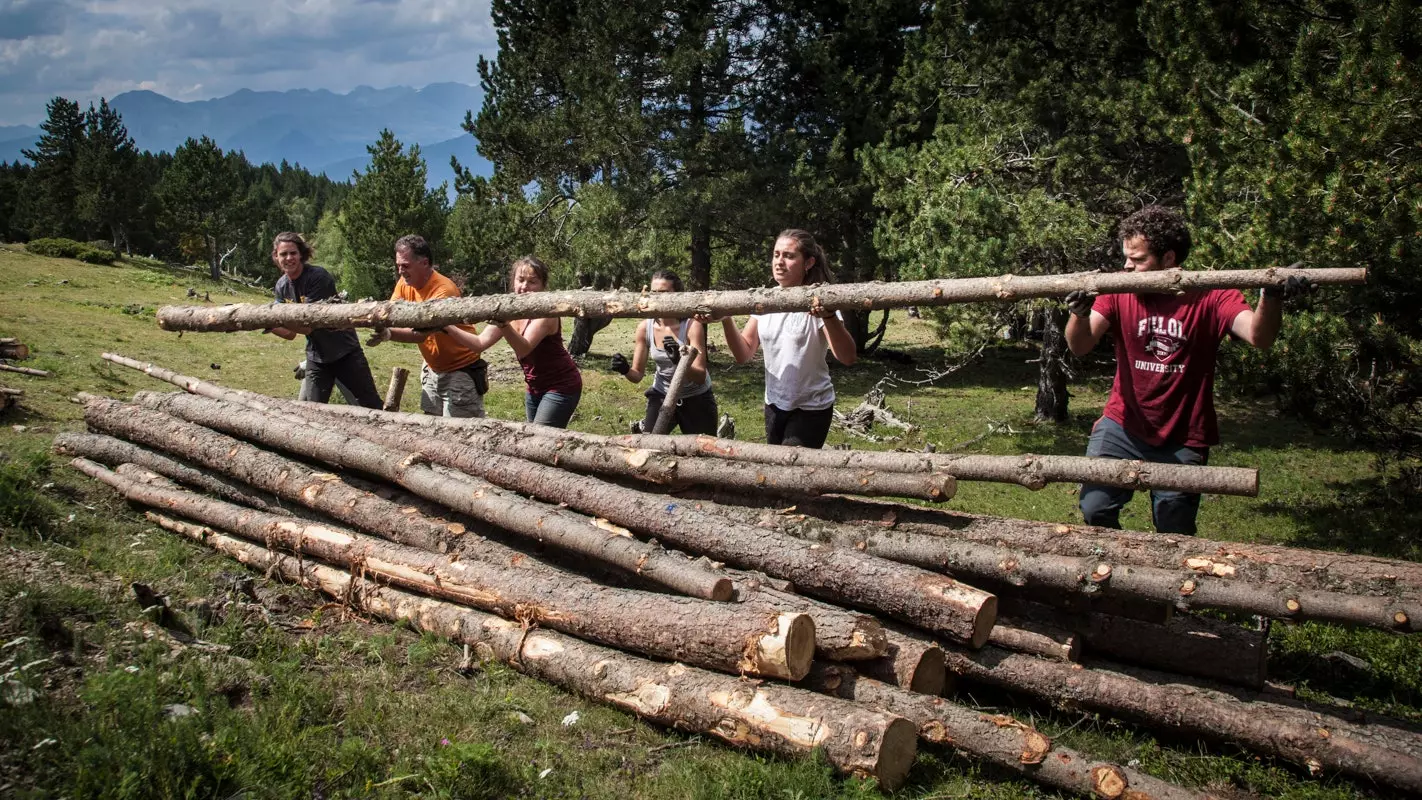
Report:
629,420,644,434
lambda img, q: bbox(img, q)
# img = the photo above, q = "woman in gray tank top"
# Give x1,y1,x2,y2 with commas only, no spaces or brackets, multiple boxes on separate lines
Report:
609,270,718,434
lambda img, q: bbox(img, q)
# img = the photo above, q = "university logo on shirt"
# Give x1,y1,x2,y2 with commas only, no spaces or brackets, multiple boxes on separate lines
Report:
1135,315,1188,374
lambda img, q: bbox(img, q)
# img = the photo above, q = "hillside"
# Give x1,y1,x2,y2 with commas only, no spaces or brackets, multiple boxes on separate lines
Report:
1,247,1419,798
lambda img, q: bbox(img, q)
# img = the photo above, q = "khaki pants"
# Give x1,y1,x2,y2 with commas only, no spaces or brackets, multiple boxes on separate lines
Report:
420,364,485,418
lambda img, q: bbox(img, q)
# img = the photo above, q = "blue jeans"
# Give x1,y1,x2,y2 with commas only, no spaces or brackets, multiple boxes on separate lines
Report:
1079,416,1209,535
525,389,580,429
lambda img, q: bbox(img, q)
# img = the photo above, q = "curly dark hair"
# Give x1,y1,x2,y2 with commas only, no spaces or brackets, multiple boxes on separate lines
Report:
1118,206,1191,266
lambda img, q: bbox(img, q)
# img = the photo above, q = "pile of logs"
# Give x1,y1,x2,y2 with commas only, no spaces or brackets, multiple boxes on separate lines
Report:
56,351,1422,797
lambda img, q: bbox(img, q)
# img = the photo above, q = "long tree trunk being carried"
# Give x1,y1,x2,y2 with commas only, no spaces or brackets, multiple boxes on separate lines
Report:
939,643,1422,793
651,344,697,435
144,512,918,789
806,664,1213,800
72,459,812,679
130,391,998,647
155,266,1367,332
83,394,731,601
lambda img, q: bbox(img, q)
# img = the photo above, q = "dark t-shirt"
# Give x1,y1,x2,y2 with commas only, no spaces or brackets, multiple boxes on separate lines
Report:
273,263,360,364
1095,289,1251,448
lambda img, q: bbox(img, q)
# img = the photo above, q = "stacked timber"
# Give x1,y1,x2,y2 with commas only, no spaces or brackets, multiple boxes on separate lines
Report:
54,351,1422,797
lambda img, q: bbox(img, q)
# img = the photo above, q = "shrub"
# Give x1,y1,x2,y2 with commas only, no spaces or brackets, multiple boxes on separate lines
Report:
25,237,114,265
76,248,114,265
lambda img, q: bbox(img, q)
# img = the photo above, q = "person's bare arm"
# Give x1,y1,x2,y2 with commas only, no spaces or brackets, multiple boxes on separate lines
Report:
500,317,560,359
815,310,857,365
441,324,505,354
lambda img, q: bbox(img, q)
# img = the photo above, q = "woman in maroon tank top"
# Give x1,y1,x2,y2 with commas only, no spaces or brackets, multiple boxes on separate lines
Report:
498,256,582,427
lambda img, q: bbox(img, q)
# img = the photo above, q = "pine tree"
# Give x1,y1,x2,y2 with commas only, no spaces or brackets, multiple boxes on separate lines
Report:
21,97,86,239
158,136,248,280
75,99,141,252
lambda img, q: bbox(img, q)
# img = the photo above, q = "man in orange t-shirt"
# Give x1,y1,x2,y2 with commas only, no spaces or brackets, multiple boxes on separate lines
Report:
366,235,492,417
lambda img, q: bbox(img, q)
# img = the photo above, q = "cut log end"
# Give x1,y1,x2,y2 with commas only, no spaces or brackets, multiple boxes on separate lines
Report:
970,594,999,649
709,577,734,602
1091,764,1128,798
868,717,919,791
909,646,947,695
748,612,816,681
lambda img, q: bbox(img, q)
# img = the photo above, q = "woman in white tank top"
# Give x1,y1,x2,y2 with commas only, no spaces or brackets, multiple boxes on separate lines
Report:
708,229,856,448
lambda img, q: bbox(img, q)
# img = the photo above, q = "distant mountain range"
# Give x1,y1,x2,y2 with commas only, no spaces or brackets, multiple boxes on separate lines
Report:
0,83,493,192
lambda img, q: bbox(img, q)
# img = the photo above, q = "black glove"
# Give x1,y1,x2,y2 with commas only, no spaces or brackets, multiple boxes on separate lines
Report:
1262,275,1317,302
610,353,630,375
663,335,681,365
1065,290,1097,318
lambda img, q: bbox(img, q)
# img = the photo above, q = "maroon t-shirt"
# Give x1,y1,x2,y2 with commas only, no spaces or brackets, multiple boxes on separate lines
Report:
1096,289,1251,448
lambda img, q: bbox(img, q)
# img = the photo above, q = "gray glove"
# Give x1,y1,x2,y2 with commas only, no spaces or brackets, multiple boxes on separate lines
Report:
663,336,681,365
1065,290,1097,318
1262,275,1317,302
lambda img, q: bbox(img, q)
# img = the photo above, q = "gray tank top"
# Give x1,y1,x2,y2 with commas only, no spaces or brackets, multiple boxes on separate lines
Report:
649,319,711,398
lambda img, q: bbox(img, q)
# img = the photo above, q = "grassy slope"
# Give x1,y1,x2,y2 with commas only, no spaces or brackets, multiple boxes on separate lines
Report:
0,245,1418,799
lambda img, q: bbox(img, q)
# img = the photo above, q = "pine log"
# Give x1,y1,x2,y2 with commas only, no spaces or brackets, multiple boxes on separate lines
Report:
775,492,1422,602
154,266,1367,332
0,342,27,360
90,393,731,602
294,402,1257,496
939,643,1422,793
859,626,948,695
74,459,812,679
732,579,887,661
383,366,409,412
0,363,48,377
651,345,698,435
806,664,1213,800
988,617,1080,662
0,387,21,395
145,513,918,789
669,488,1418,632
173,392,998,646
998,597,1267,688
53,432,294,516
96,353,958,503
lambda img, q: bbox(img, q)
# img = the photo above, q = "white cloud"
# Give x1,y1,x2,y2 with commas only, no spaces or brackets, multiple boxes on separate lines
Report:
0,0,497,125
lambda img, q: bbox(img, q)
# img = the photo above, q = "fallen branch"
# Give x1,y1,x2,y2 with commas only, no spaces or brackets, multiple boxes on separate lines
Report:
0,363,48,377
154,266,1368,331
651,345,697,435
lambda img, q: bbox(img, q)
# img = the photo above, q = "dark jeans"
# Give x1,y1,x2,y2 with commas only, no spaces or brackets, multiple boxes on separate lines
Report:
304,349,381,409
642,389,719,435
763,404,834,449
525,388,581,429
1079,416,1209,535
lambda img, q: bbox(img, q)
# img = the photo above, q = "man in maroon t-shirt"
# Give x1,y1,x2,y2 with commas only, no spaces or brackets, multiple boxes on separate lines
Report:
1064,205,1309,534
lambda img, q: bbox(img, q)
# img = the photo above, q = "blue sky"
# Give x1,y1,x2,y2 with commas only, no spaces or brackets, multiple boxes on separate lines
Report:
0,0,498,126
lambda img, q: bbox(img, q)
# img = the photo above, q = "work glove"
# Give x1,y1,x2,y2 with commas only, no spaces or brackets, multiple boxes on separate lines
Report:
1065,290,1097,319
610,353,630,375
366,327,390,347
1262,274,1317,302
663,336,681,365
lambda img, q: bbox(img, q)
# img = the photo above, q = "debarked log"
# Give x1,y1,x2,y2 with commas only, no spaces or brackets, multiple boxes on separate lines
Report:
100,392,731,602
72,459,811,679
237,396,997,647
806,664,1213,800
939,644,1422,793
155,266,1367,332
146,513,918,789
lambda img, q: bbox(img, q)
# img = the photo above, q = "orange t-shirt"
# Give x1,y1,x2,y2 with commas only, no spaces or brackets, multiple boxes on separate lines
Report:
391,270,481,373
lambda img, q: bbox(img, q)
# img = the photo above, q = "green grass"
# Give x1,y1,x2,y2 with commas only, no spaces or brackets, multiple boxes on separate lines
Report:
0,244,1417,798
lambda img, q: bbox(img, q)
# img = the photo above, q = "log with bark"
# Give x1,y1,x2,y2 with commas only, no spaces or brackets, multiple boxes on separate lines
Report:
145,512,918,788
0,386,19,410
998,596,1267,688
97,354,958,502
0,363,48,377
82,394,732,601
665,488,1420,632
0,339,28,360
651,344,697,435
988,616,1080,662
383,366,409,412
859,626,948,695
806,663,1213,799
53,432,294,516
770,492,1422,607
939,643,1422,793
731,577,887,661
71,459,813,679
147,391,997,646
155,266,1367,332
